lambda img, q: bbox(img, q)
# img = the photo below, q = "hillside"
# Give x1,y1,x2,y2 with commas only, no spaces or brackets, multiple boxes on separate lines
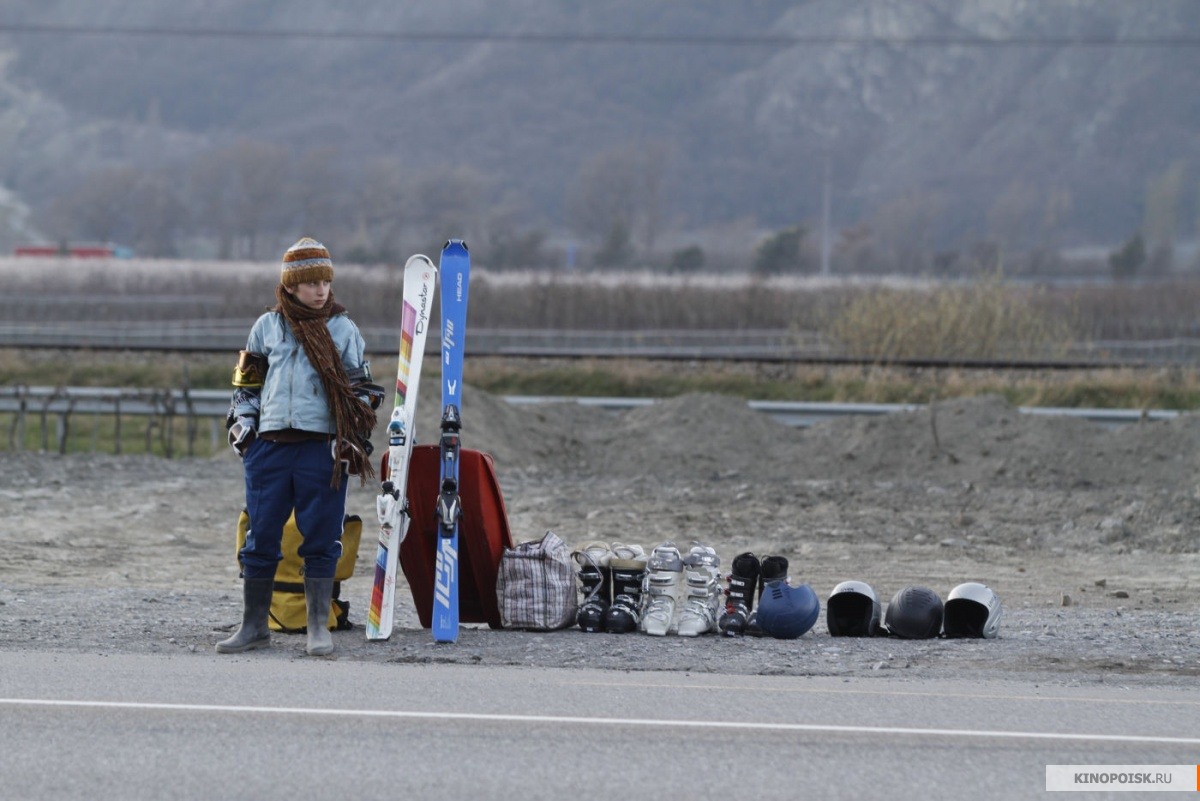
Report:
0,1,1197,258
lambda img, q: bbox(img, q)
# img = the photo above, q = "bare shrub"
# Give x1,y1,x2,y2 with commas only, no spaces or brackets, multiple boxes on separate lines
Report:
826,273,1078,362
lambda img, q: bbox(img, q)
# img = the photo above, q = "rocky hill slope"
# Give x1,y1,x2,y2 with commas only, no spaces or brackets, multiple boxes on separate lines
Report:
0,1,1196,248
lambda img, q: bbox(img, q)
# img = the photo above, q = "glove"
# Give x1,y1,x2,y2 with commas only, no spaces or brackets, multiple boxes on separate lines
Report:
354,382,386,410
228,415,257,457
332,435,374,475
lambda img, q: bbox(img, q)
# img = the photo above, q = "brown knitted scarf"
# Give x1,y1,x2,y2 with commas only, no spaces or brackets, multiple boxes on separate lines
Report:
274,285,376,488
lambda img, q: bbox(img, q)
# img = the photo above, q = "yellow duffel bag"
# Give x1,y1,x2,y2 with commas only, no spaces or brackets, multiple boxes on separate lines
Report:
234,509,362,632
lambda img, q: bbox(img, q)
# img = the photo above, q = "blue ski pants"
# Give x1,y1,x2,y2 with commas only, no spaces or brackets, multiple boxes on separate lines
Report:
239,438,348,580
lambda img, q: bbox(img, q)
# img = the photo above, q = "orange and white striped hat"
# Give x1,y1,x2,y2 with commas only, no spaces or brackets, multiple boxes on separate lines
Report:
280,236,333,286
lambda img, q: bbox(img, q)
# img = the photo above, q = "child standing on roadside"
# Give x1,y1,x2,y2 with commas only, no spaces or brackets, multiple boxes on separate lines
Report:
217,237,382,656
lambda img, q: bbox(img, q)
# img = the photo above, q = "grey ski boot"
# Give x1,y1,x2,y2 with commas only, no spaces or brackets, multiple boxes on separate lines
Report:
304,576,336,656
640,542,684,636
678,543,722,637
215,577,274,653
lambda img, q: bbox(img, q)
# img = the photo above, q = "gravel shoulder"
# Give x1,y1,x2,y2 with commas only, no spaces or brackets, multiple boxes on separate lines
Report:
1,392,1197,688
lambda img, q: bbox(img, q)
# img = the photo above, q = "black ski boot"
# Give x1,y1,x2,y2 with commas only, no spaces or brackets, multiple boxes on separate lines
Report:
746,555,788,637
574,542,612,632
603,552,648,633
718,552,761,637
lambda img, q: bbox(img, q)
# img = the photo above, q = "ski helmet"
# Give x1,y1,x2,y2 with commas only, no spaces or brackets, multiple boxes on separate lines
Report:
755,581,820,639
884,585,943,639
826,580,882,637
943,582,1002,639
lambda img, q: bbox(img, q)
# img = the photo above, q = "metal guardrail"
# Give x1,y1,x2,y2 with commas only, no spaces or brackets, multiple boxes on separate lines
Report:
503,396,1181,427
0,385,225,415
1,385,224,456
1,385,1182,457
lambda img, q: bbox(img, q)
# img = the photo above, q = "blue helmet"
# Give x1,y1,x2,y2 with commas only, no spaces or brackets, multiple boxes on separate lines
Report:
755,581,820,639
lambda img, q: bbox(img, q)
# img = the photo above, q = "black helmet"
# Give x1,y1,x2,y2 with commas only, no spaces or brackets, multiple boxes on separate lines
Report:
884,585,943,639
943,582,1002,639
756,581,820,639
826,580,882,637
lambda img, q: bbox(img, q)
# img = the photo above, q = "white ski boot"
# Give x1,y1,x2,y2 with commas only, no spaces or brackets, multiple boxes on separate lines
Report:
639,542,683,636
677,543,722,637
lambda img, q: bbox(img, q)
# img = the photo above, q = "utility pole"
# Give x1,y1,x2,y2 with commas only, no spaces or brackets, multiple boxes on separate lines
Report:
820,155,832,276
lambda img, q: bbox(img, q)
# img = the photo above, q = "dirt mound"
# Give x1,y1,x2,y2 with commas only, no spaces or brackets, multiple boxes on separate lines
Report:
581,392,802,481
412,385,611,477
444,390,1200,493
410,388,801,481
796,394,1200,490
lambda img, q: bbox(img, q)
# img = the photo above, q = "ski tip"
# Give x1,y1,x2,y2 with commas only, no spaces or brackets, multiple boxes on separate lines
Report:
442,239,468,252
404,253,434,268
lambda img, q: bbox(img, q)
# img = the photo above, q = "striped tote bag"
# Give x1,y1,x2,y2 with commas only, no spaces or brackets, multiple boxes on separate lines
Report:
496,530,579,630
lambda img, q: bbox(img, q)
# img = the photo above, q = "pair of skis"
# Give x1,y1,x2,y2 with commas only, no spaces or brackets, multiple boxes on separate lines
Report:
365,240,470,644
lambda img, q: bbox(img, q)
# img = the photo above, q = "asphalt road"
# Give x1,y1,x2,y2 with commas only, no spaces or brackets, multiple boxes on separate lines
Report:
0,652,1197,800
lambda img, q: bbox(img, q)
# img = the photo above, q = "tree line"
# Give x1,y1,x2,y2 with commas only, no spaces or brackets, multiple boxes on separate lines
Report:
33,136,670,271
35,135,1198,279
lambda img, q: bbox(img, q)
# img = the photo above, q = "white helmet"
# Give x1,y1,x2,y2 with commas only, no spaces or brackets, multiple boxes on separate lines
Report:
943,582,1002,639
826,580,882,637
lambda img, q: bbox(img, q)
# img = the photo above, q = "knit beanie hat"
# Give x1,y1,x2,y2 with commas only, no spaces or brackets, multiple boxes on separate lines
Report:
281,237,334,286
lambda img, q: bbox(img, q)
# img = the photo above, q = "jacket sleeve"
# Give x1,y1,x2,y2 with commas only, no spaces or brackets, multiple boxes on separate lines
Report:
339,318,384,409
228,315,272,423
245,313,272,357
338,317,367,371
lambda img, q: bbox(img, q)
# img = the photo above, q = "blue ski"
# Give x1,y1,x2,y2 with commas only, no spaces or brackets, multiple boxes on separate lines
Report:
432,239,469,643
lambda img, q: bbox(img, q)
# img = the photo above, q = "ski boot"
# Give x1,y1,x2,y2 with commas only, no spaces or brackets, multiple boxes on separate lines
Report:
718,552,761,637
746,555,788,637
678,543,722,637
603,543,647,634
639,542,683,636
573,541,613,632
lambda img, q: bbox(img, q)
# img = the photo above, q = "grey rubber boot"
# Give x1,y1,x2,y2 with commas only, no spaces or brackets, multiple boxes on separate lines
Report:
215,577,274,653
304,577,335,656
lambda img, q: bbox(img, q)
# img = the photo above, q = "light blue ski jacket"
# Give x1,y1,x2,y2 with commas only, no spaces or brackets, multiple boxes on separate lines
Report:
234,311,367,434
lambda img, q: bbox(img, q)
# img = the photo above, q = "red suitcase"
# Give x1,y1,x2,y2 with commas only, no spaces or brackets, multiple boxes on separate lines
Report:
396,445,513,629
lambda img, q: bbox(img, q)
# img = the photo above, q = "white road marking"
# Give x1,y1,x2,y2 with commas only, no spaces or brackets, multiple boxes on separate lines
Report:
560,679,1200,707
2,698,1198,745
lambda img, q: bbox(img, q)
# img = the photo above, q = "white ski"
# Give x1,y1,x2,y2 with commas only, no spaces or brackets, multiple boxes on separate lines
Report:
365,254,437,640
